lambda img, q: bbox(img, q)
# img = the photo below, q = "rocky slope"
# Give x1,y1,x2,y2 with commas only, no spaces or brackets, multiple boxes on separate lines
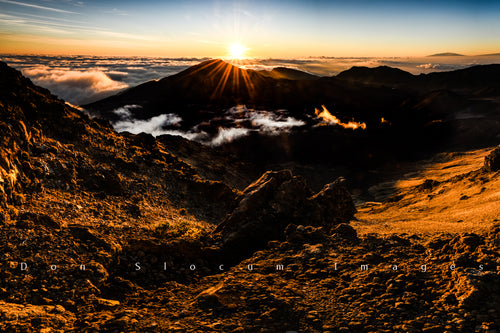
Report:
0,61,499,332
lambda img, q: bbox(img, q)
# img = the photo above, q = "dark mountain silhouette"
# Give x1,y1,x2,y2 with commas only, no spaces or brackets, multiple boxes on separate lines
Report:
336,65,414,86
337,64,500,95
85,59,279,122
428,52,464,57
82,60,500,168
84,59,410,128
421,64,500,91
86,60,500,122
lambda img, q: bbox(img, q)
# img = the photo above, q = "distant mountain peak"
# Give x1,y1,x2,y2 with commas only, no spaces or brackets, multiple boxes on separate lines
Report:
428,52,464,57
477,52,500,57
336,65,414,85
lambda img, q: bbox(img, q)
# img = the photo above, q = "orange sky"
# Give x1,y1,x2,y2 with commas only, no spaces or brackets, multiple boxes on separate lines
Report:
1,0,499,57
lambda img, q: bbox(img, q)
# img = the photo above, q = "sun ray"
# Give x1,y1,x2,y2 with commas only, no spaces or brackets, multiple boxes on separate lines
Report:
228,43,246,60
183,54,257,102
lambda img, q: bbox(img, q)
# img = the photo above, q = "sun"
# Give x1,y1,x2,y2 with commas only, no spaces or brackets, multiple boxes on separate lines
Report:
229,43,246,59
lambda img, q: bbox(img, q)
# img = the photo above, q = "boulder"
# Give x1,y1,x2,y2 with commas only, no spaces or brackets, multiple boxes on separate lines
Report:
80,167,124,196
214,170,356,262
483,146,500,172
450,270,500,308
331,223,358,241
69,225,121,253
213,170,305,261
18,212,61,229
308,177,357,223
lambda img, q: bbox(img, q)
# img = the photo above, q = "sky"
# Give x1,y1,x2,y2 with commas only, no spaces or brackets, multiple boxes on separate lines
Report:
1,0,499,57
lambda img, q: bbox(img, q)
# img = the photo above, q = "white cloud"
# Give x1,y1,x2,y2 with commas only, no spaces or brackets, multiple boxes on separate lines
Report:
0,0,79,14
209,127,251,146
248,111,305,132
226,105,305,134
113,113,183,136
109,105,305,146
417,63,440,70
112,104,142,119
22,65,128,104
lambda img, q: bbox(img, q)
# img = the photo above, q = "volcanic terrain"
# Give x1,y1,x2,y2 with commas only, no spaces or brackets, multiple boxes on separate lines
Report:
0,60,499,333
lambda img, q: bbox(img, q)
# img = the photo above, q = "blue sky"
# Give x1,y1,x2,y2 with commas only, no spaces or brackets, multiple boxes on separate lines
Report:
1,0,499,56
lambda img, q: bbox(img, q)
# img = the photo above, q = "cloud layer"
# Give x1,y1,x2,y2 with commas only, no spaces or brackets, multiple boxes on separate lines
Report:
3,54,498,105
112,105,183,137
23,65,128,104
1,55,205,104
110,104,306,146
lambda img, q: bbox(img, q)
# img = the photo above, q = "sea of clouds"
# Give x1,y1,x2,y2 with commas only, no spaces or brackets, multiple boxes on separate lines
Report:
2,54,499,105
0,55,206,104
111,104,306,146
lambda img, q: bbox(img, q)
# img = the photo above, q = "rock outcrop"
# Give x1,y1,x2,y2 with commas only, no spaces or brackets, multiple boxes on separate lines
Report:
214,170,356,261
484,146,500,172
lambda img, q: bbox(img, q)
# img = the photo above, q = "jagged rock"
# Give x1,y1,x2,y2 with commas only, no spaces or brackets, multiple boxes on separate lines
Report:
81,167,124,196
450,270,500,308
331,223,358,241
454,233,484,251
85,261,109,286
18,212,61,229
308,177,357,223
0,211,7,225
214,170,355,261
484,146,500,172
214,170,307,260
69,225,121,253
94,298,120,309
0,301,75,332
417,179,440,191
125,202,141,218
193,284,225,309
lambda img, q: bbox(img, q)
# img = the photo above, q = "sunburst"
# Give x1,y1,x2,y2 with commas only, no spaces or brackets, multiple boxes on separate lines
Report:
228,43,246,59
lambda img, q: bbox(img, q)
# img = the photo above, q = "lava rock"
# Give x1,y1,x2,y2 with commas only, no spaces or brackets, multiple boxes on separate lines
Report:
214,170,356,262
125,202,141,218
18,212,61,229
331,223,358,241
81,167,124,196
308,177,357,224
69,225,121,253
483,146,500,172
214,170,309,261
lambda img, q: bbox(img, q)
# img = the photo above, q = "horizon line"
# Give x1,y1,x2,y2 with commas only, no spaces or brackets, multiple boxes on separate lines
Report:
2,52,500,59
